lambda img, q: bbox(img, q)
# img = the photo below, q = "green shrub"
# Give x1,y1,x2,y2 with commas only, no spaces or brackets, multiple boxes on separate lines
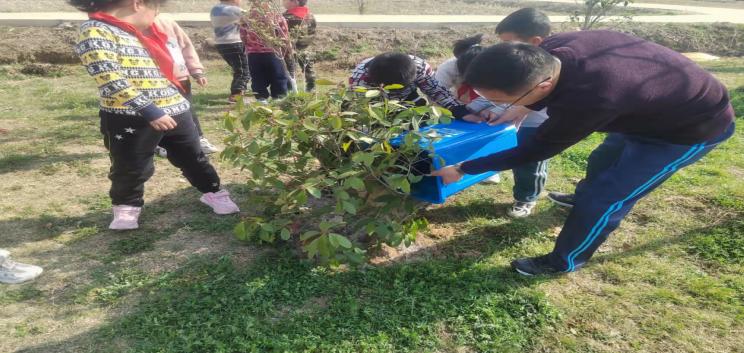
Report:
222,84,453,265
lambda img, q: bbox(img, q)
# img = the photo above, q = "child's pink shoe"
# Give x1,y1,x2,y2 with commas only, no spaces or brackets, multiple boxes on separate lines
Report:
109,205,141,230
200,190,240,215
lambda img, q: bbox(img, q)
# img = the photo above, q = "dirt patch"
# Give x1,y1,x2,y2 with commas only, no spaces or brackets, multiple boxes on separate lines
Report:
2,23,742,68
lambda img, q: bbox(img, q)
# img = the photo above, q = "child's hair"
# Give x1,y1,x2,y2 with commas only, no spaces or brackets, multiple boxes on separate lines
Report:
452,34,484,76
495,8,551,39
68,0,168,12
367,52,417,86
464,42,555,94
291,0,308,5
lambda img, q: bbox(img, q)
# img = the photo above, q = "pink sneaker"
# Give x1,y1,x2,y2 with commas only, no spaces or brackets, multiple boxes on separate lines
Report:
109,205,141,230
200,190,240,215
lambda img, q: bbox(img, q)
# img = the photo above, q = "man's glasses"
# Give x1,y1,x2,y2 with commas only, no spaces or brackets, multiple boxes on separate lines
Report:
500,76,552,111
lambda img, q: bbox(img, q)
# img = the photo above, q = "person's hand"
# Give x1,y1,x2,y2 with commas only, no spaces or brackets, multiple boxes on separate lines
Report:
149,115,177,131
430,165,464,185
485,105,531,127
195,76,208,87
461,113,485,124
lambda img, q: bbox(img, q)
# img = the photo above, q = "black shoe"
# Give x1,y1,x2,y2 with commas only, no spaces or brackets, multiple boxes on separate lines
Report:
547,192,575,208
511,254,565,276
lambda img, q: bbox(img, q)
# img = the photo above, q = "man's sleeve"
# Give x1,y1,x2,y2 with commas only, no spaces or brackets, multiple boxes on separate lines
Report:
460,108,618,174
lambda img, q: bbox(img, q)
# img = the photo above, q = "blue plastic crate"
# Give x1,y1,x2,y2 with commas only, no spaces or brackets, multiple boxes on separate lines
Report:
392,120,518,204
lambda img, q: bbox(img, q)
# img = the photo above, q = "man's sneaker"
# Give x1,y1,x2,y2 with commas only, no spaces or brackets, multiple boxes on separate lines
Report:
0,249,43,284
508,201,536,218
109,205,141,230
547,192,575,208
155,146,168,158
200,190,240,215
511,254,565,276
481,173,501,184
200,137,221,154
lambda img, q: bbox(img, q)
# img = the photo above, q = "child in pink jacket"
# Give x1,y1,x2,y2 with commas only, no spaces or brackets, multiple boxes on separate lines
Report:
155,16,220,155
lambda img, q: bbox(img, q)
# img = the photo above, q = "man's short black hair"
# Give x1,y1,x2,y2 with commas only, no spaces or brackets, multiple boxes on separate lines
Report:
495,8,551,39
295,0,308,6
464,42,555,94
366,52,417,86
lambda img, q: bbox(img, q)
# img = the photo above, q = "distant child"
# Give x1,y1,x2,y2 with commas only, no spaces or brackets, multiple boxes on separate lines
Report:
70,0,240,230
241,0,293,101
434,34,502,186
210,0,251,102
155,15,220,155
349,52,481,122
282,0,317,92
437,27,550,218
434,34,484,105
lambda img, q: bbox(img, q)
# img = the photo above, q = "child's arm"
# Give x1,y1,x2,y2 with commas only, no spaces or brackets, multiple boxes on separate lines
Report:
75,24,168,123
414,59,470,119
172,20,206,85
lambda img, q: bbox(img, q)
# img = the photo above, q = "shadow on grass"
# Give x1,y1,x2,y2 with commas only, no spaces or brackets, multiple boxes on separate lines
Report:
0,152,103,175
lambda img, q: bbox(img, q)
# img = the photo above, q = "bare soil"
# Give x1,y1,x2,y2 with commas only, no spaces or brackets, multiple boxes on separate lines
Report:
1,22,742,68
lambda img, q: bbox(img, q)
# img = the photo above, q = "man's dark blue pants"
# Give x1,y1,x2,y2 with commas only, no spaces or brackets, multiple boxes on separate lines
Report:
548,123,735,272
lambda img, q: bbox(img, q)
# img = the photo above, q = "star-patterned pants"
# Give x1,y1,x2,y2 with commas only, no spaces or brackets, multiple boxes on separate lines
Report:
100,110,221,207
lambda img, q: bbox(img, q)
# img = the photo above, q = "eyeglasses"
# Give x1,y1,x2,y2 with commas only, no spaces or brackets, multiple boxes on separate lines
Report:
500,76,552,111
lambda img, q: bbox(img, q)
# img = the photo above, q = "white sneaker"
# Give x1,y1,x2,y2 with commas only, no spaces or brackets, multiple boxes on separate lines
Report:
508,201,537,218
481,174,501,184
0,250,43,284
200,137,221,154
200,190,240,215
155,146,168,158
109,205,141,230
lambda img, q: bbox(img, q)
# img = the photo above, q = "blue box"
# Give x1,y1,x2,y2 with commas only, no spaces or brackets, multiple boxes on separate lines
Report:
392,120,518,204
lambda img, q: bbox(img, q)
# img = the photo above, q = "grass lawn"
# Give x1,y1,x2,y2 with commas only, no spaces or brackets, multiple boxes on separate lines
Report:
0,55,742,353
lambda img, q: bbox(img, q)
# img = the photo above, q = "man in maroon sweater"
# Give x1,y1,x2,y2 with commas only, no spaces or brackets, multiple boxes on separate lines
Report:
432,30,736,276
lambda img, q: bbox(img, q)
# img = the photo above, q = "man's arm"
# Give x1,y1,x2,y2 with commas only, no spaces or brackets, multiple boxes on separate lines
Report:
460,108,618,174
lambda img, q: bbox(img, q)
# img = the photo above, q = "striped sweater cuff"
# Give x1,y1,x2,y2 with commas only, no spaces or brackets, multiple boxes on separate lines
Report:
138,102,166,122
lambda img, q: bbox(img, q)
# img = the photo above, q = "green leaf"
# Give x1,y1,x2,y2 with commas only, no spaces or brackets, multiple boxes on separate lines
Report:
399,179,411,193
430,106,441,118
301,230,320,241
365,90,381,98
302,120,319,131
234,221,248,241
224,116,235,132
329,233,353,249
319,221,333,233
342,201,357,215
330,115,343,130
305,185,322,198
352,152,375,167
346,177,365,191
305,237,320,258
384,83,405,90
280,228,291,240
353,86,368,93
315,78,336,86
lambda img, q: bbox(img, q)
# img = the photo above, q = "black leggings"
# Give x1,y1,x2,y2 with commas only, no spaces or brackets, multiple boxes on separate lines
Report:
179,79,203,137
100,110,220,207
